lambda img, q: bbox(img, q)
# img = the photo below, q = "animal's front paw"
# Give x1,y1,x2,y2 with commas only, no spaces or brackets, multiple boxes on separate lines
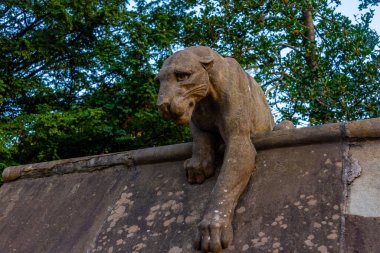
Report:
184,157,214,184
195,215,233,253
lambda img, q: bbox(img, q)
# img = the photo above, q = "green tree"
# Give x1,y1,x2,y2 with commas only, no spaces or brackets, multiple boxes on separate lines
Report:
178,0,379,124
0,0,192,171
359,0,379,9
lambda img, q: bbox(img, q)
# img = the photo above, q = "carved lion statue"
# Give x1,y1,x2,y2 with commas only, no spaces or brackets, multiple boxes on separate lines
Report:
156,46,275,253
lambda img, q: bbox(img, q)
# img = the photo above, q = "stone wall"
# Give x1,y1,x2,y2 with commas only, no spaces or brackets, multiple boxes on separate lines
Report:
0,118,379,253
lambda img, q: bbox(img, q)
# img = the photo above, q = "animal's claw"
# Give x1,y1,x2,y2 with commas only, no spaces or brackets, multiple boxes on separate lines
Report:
195,216,233,253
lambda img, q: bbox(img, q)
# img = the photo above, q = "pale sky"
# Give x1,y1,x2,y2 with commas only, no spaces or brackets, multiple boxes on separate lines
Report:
336,0,380,33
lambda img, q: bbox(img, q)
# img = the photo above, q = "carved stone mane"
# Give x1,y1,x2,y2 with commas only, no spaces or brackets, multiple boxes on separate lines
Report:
156,46,275,253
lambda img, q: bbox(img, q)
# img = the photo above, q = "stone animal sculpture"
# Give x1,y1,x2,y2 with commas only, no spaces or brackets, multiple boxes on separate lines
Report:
156,46,275,253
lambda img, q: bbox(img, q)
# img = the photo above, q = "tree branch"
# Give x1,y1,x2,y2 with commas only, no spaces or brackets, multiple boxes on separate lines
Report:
276,42,300,52
269,71,299,81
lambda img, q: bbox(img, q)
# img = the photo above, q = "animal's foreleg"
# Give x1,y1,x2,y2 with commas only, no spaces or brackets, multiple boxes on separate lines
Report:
195,135,256,253
185,121,215,184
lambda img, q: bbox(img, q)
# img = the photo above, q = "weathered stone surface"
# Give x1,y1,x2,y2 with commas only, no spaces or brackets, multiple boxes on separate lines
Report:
231,143,344,253
4,118,380,183
89,161,212,253
346,117,380,139
348,140,380,217
2,143,192,182
88,143,344,253
0,118,379,253
344,215,380,253
0,168,127,253
0,143,347,253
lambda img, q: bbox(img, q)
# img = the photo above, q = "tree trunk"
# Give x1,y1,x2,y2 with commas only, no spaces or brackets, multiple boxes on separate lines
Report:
302,8,318,71
302,8,330,124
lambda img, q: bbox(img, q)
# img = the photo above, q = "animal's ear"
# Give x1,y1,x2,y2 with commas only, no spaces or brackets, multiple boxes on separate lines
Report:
199,56,214,71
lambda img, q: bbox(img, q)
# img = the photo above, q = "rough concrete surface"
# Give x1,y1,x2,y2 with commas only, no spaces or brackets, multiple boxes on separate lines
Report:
0,167,127,253
348,140,380,217
0,143,346,253
0,118,379,253
344,215,380,253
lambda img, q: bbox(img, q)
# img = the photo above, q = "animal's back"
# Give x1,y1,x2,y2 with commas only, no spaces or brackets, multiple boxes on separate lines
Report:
248,75,274,134
224,57,274,135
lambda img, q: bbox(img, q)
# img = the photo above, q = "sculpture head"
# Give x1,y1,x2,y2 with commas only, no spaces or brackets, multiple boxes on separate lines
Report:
156,48,214,125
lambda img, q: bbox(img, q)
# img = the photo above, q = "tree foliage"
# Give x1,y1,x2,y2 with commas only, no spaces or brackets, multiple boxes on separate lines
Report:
358,0,379,10
179,0,379,124
1,0,379,181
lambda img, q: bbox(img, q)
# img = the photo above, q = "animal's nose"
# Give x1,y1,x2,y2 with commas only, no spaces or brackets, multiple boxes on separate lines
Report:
157,102,171,119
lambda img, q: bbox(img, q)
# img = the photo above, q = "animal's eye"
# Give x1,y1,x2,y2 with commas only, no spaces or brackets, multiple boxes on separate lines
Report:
175,72,190,82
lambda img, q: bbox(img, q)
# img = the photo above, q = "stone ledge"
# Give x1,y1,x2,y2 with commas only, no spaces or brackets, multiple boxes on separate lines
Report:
3,117,380,182
0,123,379,252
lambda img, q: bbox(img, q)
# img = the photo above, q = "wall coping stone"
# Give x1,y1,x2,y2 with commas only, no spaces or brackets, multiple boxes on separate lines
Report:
3,117,380,182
